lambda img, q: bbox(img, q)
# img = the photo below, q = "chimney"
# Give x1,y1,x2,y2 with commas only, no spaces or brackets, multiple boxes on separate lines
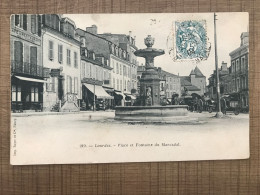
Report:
86,25,97,34
129,31,132,37
221,61,227,71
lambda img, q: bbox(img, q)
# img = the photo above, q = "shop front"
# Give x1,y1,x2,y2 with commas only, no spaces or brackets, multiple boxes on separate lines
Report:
114,91,125,106
82,83,114,110
11,75,45,112
125,94,136,106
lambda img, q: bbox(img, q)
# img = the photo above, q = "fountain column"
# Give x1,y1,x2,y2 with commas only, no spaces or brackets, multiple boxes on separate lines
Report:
134,35,165,106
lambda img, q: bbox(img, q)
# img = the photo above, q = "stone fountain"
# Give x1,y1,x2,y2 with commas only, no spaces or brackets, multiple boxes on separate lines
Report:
114,35,188,122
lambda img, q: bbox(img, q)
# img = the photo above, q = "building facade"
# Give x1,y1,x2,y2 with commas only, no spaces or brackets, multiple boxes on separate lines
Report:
207,61,230,99
79,36,114,110
42,15,81,111
206,32,249,111
181,66,206,96
161,70,181,100
11,14,45,112
76,26,137,106
99,31,139,93
229,32,249,108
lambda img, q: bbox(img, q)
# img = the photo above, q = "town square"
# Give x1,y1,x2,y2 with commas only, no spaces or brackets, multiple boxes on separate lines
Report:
10,13,249,164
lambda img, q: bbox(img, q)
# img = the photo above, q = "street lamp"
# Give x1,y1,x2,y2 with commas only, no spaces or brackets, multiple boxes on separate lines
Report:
214,13,223,118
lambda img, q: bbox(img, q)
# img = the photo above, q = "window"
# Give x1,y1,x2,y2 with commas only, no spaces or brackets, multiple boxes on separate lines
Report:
37,15,41,36
46,77,55,92
120,64,122,75
12,85,16,101
116,63,119,74
74,77,78,94
58,45,63,64
113,78,115,89
123,66,126,76
49,41,54,60
89,65,92,78
96,67,98,80
67,76,72,93
23,15,27,30
120,80,122,91
112,61,115,73
67,49,71,65
237,78,240,91
67,22,75,38
44,14,59,30
236,59,240,71
241,57,245,70
161,83,164,91
232,62,235,73
124,80,126,91
30,47,37,74
84,49,88,57
117,79,119,90
104,70,106,80
82,62,85,78
15,15,20,27
12,85,21,102
31,15,36,34
14,41,23,63
31,86,39,102
74,52,78,68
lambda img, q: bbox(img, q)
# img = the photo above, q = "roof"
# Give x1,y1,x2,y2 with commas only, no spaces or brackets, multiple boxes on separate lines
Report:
161,70,178,77
194,66,205,77
189,66,205,77
180,76,191,86
229,42,249,56
180,77,200,91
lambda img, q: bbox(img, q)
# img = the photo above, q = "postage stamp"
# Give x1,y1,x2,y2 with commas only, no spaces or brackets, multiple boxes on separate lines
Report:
168,20,211,62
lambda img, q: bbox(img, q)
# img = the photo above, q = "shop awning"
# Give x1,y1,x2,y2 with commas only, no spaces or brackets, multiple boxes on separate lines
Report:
83,83,114,99
15,76,47,83
114,91,125,99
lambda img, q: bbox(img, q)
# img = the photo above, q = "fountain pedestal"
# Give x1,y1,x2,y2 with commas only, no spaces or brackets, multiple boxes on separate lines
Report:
135,35,165,106
114,35,188,122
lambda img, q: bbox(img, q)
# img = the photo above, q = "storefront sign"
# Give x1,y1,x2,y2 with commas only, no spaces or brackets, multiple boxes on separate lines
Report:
11,27,41,46
50,69,61,77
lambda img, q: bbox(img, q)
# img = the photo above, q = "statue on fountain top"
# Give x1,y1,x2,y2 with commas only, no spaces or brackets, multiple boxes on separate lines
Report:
144,35,155,48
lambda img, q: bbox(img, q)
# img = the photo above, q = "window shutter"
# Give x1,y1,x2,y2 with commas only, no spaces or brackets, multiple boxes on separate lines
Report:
23,15,27,30
72,77,75,93
31,15,36,34
15,15,19,26
14,41,23,63
74,52,77,68
30,47,37,67
37,15,41,36
58,45,63,63
49,41,53,60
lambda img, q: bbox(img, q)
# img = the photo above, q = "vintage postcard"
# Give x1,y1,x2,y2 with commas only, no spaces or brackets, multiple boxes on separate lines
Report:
10,13,249,165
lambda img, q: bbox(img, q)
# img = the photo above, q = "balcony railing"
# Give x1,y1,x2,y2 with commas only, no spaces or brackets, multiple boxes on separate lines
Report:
11,60,43,77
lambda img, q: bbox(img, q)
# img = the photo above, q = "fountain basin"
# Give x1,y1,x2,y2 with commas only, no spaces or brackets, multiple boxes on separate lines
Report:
115,105,189,122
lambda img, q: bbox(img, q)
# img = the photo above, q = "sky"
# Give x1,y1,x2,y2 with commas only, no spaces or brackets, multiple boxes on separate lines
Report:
64,13,248,81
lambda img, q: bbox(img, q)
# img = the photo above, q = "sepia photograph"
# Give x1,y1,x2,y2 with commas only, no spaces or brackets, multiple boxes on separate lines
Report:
10,13,249,165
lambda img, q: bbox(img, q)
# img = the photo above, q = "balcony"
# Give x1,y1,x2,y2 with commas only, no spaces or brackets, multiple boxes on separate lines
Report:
11,60,43,77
